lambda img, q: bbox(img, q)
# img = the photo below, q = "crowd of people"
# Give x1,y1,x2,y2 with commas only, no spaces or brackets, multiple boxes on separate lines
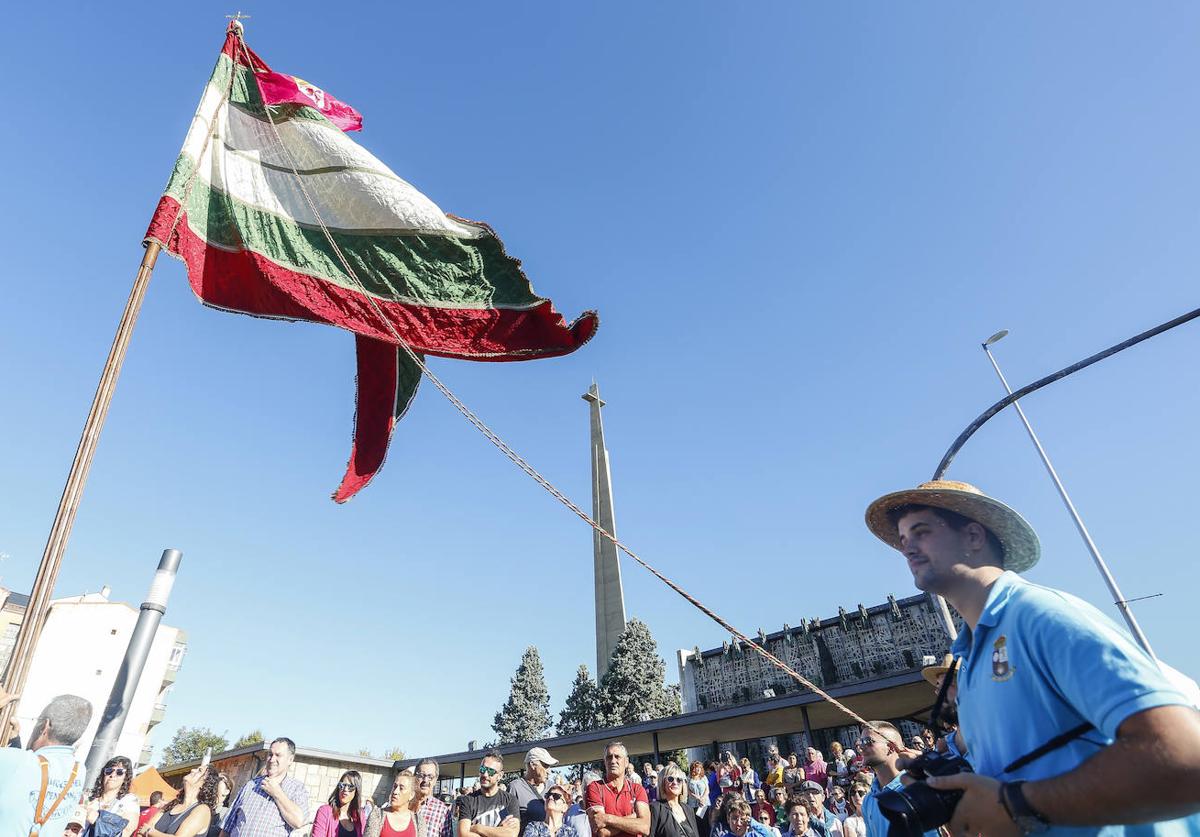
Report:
3,480,1200,837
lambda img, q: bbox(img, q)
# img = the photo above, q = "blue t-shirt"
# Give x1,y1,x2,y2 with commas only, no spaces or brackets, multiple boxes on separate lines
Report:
860,774,938,837
952,571,1200,836
0,745,85,837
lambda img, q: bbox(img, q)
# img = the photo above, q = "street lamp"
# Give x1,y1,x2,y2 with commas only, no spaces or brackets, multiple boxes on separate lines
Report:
981,331,1156,660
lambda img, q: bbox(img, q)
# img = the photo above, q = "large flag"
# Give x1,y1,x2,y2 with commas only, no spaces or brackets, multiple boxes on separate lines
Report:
146,27,597,502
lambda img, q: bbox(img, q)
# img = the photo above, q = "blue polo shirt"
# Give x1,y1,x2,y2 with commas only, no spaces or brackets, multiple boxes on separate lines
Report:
0,745,85,837
860,774,938,837
951,571,1200,836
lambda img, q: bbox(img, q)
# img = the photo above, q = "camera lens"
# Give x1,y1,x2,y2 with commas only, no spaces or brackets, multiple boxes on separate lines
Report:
875,782,962,837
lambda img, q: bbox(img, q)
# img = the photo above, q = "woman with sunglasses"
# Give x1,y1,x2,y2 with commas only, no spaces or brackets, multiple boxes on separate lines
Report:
141,765,220,837
648,764,700,837
838,785,867,837
313,771,369,837
85,756,141,837
522,782,578,837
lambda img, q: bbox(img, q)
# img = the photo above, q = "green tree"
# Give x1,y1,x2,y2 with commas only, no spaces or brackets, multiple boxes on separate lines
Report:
597,619,679,727
557,664,600,735
160,726,228,765
234,729,264,748
492,646,552,744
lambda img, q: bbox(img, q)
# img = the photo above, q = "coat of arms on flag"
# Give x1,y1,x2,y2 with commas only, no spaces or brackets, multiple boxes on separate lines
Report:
146,25,597,501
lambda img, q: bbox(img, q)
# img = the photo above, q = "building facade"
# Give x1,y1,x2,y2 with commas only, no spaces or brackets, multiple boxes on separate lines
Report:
677,593,953,761
0,586,187,767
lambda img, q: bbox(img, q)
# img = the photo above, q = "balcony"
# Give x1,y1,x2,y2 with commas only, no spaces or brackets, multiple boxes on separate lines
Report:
149,704,166,726
139,745,153,767
161,666,177,685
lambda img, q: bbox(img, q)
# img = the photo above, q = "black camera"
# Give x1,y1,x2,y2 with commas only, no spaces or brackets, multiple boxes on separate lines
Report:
873,750,973,837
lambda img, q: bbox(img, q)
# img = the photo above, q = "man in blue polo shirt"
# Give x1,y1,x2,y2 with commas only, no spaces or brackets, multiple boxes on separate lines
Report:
865,480,1200,836
853,723,937,837
0,690,93,837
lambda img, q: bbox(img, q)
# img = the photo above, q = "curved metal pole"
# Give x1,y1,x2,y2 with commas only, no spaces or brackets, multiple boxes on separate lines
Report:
933,305,1200,480
982,342,1156,660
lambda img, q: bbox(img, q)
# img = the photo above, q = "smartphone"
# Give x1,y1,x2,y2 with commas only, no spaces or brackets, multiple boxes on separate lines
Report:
201,747,212,770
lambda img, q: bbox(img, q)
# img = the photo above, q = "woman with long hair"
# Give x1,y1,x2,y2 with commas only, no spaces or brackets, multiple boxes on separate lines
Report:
687,762,710,815
85,756,140,837
141,765,220,837
523,781,578,837
205,775,233,837
649,764,699,837
313,771,368,837
366,772,420,837
839,785,868,837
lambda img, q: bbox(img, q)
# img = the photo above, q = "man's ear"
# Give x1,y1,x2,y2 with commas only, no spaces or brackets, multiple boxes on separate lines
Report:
964,521,989,550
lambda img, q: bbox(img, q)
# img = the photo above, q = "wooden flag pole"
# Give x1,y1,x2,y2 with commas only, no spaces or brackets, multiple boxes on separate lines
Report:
0,241,162,737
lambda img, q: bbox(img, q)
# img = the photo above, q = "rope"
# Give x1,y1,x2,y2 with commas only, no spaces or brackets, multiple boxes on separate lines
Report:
232,33,881,734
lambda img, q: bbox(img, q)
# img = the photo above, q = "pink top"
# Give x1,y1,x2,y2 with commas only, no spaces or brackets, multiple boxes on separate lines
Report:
311,805,367,837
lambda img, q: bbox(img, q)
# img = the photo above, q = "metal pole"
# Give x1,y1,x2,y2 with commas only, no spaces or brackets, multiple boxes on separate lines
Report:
800,705,814,748
0,242,162,736
84,548,182,784
981,335,1156,660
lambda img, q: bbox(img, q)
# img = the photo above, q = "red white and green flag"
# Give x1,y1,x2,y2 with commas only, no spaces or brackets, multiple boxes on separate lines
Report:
146,27,597,502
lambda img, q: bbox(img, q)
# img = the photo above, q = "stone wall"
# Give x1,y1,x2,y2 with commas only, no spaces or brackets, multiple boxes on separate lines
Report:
161,744,399,831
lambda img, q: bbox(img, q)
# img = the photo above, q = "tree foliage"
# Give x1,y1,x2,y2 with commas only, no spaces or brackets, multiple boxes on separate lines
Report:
597,619,679,727
161,726,229,765
557,664,601,735
492,646,552,744
234,729,264,748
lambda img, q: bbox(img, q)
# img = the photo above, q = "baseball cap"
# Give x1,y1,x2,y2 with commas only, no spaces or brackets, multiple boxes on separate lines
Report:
526,746,559,766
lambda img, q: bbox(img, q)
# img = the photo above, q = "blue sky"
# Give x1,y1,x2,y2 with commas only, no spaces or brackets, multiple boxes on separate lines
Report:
3,2,1199,761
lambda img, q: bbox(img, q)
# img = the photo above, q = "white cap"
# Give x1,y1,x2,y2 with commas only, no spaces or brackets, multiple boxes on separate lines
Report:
526,746,558,766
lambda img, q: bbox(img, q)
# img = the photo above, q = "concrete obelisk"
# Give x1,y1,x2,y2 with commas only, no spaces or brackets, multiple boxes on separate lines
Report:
583,382,627,679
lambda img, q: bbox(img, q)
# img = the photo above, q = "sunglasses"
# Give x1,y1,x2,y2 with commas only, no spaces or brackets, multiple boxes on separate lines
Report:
338,782,357,791
547,792,567,802
479,766,500,777
104,767,127,777
665,777,684,784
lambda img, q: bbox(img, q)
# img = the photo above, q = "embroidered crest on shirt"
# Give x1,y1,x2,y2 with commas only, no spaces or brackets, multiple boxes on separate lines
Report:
992,635,1015,681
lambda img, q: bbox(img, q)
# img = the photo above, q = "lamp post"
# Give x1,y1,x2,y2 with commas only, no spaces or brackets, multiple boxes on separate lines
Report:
84,548,183,785
981,331,1156,660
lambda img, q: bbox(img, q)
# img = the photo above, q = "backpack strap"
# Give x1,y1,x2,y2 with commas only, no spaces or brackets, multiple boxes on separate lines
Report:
31,756,80,836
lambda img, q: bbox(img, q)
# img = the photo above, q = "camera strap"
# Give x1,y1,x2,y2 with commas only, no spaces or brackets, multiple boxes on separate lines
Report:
1002,722,1094,774
928,658,957,733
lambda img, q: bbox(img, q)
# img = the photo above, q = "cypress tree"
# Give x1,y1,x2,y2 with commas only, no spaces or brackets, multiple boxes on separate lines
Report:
492,646,553,744
597,619,680,727
557,664,601,735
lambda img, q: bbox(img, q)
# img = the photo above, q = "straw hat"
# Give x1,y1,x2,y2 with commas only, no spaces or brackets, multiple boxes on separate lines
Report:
921,653,955,687
865,480,1040,573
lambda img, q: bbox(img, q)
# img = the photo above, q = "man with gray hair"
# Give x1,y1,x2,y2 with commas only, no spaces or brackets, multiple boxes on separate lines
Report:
585,742,648,837
508,747,558,837
414,758,453,837
0,688,93,837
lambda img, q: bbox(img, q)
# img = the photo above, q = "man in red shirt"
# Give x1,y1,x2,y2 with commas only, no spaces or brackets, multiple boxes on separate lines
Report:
585,742,650,837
